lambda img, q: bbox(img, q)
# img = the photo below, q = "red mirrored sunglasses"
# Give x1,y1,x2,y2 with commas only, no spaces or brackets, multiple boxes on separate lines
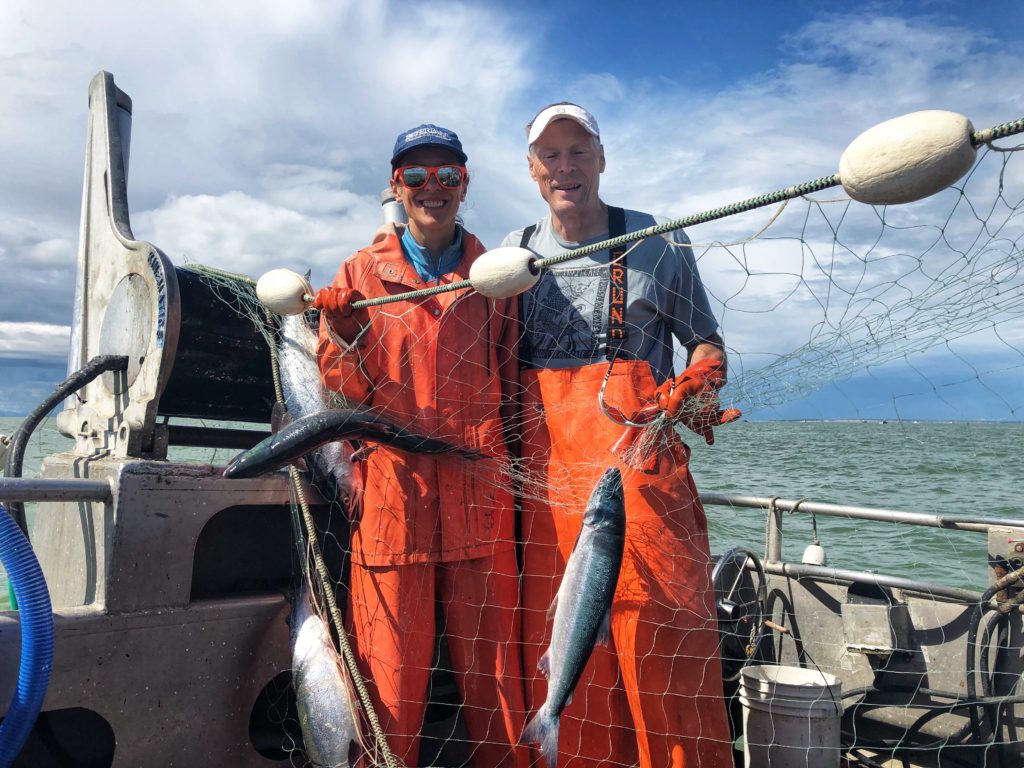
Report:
393,164,467,189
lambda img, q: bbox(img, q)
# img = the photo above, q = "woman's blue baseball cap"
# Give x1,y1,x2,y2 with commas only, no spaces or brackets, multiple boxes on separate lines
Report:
391,124,468,167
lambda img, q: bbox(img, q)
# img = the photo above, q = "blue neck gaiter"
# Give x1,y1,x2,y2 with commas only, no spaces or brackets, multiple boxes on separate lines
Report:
400,225,464,284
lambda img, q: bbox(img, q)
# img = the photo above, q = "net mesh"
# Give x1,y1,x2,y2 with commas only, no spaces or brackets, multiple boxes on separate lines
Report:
182,130,1024,768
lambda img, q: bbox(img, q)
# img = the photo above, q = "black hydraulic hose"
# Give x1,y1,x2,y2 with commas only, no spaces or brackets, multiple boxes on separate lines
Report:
842,683,1023,763
965,566,1024,749
977,608,1016,699
842,691,1024,755
839,566,1024,767
770,560,1024,763
984,612,1020,768
900,693,1024,767
844,685,978,750
3,355,128,537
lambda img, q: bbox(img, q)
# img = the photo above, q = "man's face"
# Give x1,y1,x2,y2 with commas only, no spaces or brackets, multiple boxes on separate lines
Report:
390,147,467,239
528,118,605,217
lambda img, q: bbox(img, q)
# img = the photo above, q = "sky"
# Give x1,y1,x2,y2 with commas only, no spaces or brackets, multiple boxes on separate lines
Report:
1,0,1023,419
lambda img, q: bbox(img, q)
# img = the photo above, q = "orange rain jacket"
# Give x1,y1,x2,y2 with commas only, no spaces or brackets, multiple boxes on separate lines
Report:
317,231,519,566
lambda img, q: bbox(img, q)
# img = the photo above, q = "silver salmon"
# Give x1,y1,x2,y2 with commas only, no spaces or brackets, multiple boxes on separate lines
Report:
291,578,361,767
280,311,362,765
224,311,483,483
521,467,626,768
223,405,485,480
277,311,361,515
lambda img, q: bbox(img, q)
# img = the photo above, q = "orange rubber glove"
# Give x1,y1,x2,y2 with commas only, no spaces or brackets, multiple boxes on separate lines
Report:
654,358,741,445
314,286,368,343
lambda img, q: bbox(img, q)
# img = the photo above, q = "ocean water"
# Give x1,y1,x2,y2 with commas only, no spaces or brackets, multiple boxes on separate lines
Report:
2,416,1020,606
693,419,1022,593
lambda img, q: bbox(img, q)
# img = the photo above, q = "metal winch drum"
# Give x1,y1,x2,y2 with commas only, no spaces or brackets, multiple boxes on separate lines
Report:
58,72,274,459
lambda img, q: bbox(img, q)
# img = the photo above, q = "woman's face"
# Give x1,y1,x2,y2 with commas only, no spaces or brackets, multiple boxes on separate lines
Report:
390,146,467,243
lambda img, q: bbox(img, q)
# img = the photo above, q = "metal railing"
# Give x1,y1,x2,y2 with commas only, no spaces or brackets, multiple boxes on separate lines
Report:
0,478,112,503
700,492,1024,604
700,493,1024,533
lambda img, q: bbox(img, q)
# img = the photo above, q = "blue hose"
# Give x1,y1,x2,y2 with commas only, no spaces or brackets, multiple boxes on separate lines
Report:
0,503,54,766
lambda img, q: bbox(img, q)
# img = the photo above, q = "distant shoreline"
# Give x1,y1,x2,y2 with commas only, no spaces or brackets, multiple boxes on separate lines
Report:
3,415,1024,425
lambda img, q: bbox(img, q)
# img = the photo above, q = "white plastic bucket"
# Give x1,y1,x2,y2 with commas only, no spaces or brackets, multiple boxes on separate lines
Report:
739,665,843,768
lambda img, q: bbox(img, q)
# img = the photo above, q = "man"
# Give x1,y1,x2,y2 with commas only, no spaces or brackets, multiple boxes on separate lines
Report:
317,124,527,767
503,103,737,768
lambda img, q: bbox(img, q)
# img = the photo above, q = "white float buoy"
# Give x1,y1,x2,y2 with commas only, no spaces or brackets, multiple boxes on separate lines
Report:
839,110,976,205
469,246,541,299
256,269,315,316
802,542,828,567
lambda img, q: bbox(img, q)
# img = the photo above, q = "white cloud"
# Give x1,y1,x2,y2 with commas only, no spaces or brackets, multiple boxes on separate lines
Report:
134,189,374,285
0,0,535,308
1,4,1022,418
0,322,70,360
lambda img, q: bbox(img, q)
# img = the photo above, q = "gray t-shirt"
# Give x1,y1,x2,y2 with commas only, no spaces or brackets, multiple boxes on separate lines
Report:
502,209,718,382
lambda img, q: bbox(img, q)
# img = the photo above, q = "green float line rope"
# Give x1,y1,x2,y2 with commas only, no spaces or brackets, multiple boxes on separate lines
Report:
347,117,1024,311
534,175,840,270
354,276,474,308
972,118,1024,145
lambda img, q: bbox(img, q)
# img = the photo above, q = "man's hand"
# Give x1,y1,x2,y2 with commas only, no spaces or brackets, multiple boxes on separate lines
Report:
655,358,740,445
314,286,369,343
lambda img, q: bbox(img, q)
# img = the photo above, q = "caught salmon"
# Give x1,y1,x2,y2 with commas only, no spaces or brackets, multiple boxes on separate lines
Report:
276,310,362,513
223,403,483,479
521,467,626,768
291,577,361,767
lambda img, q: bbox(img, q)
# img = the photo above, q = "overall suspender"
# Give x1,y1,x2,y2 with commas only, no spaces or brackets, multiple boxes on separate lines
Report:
518,225,538,364
605,206,627,360
518,225,537,250
518,206,628,362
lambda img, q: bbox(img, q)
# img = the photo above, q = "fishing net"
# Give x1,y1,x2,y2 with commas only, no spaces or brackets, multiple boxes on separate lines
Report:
182,119,1024,768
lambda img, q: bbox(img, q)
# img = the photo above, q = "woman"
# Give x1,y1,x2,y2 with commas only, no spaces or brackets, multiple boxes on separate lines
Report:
316,124,526,767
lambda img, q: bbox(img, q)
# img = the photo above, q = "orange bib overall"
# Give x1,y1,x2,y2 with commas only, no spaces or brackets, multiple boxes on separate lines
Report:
319,233,528,767
519,359,733,768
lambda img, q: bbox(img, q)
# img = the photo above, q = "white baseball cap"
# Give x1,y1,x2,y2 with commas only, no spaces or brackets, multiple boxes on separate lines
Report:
526,103,600,146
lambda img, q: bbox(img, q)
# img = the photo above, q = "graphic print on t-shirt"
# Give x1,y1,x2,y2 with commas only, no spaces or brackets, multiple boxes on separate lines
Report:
523,267,610,365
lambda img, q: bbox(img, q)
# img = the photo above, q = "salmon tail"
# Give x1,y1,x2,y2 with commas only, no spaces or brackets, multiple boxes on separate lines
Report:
521,708,560,768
